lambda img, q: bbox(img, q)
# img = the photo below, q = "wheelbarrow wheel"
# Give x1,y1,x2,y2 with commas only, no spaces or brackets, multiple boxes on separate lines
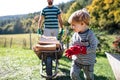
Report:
46,57,52,80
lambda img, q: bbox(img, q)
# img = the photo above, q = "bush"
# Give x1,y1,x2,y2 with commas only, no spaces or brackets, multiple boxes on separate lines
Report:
112,36,120,53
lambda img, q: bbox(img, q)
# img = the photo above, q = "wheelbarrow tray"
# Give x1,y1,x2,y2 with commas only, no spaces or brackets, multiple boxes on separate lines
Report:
38,35,60,48
33,36,64,60
33,46,63,60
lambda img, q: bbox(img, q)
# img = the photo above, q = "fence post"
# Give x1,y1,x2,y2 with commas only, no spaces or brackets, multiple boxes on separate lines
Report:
30,32,32,49
23,38,26,48
4,38,7,47
10,37,13,48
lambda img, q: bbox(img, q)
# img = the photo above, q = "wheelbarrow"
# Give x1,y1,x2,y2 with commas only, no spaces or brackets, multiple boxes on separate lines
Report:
33,36,64,80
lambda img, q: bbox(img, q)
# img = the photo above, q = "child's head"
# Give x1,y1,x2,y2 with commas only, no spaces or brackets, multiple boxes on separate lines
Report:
68,8,90,32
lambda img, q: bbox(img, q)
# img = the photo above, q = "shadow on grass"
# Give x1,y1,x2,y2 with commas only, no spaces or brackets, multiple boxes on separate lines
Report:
53,66,71,80
53,56,108,80
53,75,71,80
96,53,107,58
53,56,71,80
94,75,108,80
53,74,108,80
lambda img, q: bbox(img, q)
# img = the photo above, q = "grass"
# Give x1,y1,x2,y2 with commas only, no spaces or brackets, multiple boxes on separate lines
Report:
0,47,115,80
0,34,116,80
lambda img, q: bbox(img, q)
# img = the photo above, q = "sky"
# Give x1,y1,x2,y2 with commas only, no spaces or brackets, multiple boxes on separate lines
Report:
0,0,70,17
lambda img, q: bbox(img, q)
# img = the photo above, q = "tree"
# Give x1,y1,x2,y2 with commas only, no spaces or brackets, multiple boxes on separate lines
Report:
62,2,83,26
58,0,74,13
22,19,33,33
13,19,24,33
75,0,92,7
87,0,120,34
62,0,92,26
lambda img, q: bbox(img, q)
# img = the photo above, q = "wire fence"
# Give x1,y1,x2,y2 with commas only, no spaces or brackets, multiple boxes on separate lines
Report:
0,34,39,49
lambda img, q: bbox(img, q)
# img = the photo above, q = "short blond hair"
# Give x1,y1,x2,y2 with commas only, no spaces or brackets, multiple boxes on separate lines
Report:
68,8,90,25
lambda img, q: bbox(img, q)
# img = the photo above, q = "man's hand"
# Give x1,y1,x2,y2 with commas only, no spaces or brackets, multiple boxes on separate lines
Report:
59,28,64,35
57,28,64,40
37,28,42,35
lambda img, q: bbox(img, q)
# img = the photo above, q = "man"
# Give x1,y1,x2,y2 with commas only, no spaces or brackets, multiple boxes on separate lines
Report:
38,0,64,38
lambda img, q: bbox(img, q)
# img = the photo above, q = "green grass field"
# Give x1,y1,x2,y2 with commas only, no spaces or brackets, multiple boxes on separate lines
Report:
0,34,116,80
0,47,115,80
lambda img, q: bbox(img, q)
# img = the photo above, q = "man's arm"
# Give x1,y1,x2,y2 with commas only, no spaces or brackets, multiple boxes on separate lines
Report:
38,15,44,29
58,14,63,29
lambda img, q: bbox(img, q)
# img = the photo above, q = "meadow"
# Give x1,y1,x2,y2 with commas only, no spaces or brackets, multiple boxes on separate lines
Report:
0,34,115,80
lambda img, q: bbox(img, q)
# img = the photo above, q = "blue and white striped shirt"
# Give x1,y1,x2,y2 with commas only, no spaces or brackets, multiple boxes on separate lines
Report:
41,6,61,29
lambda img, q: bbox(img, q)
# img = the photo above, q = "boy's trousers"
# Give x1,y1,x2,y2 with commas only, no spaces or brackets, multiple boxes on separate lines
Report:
70,61,94,80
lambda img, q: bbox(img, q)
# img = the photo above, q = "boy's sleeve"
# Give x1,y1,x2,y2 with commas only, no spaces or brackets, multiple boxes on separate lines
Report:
86,31,99,54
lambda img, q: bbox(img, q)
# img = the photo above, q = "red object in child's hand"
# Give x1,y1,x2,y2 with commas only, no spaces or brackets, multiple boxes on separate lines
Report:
65,45,87,59
65,49,73,59
70,45,81,55
70,45,87,55
80,46,87,54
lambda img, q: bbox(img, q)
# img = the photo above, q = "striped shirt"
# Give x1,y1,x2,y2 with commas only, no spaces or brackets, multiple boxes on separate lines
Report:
70,29,99,65
41,6,61,29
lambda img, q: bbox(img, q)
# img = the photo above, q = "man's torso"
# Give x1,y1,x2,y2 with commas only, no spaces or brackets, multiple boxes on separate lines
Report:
42,6,61,29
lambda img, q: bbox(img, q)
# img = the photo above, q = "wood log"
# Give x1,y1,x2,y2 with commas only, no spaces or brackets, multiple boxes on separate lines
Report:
33,44,56,52
38,36,60,48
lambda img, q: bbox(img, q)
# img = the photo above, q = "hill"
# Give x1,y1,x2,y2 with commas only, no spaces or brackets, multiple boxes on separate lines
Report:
0,14,27,21
0,12,40,34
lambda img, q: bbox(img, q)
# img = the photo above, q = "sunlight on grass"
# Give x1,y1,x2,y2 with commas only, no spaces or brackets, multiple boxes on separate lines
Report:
94,57,115,80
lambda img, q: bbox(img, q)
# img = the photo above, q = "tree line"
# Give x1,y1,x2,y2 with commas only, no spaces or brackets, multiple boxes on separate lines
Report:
0,12,40,34
0,0,120,34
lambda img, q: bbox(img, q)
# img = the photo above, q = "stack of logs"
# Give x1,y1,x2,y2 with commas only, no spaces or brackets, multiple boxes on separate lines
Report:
33,36,61,52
